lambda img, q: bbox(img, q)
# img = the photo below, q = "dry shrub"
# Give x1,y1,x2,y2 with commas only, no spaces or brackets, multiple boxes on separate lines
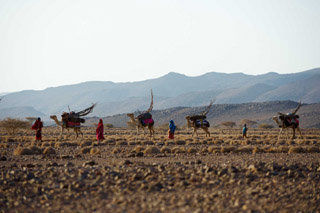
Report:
208,146,220,153
0,118,29,135
252,147,263,154
258,123,274,129
176,140,186,145
116,141,128,146
160,147,171,154
54,142,61,148
81,147,91,154
221,146,235,153
0,143,8,148
41,142,51,148
201,147,208,153
81,141,92,147
142,140,154,146
112,148,121,154
165,141,175,146
307,146,320,153
13,147,33,155
187,147,197,154
144,146,160,154
90,147,100,155
288,146,304,154
43,147,56,155
221,121,236,128
28,146,42,154
129,141,137,145
66,142,78,147
172,147,185,154
133,146,144,153
235,146,252,153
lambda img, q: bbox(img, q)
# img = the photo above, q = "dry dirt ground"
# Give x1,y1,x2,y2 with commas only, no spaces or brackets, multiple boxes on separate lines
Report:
1,127,320,212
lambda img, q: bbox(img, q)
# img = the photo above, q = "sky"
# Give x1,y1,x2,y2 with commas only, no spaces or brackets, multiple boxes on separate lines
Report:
0,0,319,93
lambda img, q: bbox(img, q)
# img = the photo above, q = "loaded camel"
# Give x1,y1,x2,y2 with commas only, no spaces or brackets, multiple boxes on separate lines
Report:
50,104,96,139
272,101,302,140
186,100,214,137
127,90,155,138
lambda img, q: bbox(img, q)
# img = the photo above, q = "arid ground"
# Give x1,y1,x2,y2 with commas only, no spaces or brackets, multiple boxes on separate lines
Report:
1,127,320,212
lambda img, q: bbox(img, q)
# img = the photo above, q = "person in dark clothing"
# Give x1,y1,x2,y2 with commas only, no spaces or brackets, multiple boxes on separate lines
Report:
32,117,43,142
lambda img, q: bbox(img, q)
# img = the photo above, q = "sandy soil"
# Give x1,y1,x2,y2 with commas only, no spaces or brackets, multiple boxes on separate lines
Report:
1,127,320,212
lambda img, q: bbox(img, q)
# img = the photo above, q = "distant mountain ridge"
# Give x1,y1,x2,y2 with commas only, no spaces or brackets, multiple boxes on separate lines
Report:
88,101,320,129
0,68,319,118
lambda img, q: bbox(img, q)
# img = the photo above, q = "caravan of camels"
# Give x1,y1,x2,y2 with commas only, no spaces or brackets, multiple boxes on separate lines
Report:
47,89,303,140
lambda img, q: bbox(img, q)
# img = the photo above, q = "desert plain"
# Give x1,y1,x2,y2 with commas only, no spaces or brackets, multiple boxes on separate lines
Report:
1,126,320,212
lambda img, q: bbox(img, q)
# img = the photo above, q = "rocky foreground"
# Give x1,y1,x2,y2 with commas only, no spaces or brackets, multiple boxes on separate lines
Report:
1,128,320,212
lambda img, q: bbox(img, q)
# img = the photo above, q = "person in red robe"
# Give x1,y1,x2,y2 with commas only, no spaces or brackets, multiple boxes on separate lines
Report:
96,119,105,142
31,117,43,142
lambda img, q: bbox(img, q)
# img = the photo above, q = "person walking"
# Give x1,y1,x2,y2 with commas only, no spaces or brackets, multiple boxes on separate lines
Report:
96,119,105,142
168,120,176,139
32,117,43,142
242,124,248,139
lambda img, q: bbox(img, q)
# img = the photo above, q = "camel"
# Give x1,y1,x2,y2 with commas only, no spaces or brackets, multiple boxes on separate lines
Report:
127,90,155,138
50,115,83,139
185,100,214,137
50,104,96,139
272,102,302,140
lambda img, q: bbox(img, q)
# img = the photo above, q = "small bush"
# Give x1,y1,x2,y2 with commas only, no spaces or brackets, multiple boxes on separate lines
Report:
112,148,121,154
144,146,160,154
288,146,304,153
160,147,171,154
259,123,274,129
187,147,197,154
13,147,33,155
81,147,91,154
43,147,56,155
235,146,252,153
221,146,235,153
90,148,100,155
208,146,220,153
0,118,30,135
28,146,42,154
176,140,186,145
133,146,144,153
221,121,236,128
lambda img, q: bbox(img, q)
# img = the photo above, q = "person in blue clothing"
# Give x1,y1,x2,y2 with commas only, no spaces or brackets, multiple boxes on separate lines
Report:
242,124,248,138
168,120,176,139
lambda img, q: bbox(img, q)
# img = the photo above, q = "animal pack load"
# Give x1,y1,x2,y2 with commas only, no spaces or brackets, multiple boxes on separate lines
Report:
137,112,154,126
279,114,300,128
61,104,96,128
188,115,210,128
195,119,210,128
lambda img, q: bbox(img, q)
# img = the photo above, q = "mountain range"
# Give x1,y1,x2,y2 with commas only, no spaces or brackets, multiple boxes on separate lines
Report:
0,68,319,119
89,101,320,129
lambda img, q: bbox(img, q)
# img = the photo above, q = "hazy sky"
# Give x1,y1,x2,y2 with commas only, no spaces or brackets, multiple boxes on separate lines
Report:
0,0,319,93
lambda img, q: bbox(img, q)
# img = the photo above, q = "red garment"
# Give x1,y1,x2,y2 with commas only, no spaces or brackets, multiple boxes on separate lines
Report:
32,120,43,140
168,131,174,139
96,119,105,141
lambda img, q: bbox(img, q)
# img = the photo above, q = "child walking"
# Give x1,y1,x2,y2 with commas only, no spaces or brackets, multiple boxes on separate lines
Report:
242,124,248,139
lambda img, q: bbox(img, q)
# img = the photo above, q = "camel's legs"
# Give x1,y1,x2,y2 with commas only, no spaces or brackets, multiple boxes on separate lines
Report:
278,128,283,141
297,127,303,138
203,127,210,137
292,128,296,139
79,129,84,138
60,127,64,139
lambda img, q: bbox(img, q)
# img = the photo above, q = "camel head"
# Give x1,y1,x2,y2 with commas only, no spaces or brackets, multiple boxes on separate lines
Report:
272,116,282,127
50,115,58,120
127,113,135,119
